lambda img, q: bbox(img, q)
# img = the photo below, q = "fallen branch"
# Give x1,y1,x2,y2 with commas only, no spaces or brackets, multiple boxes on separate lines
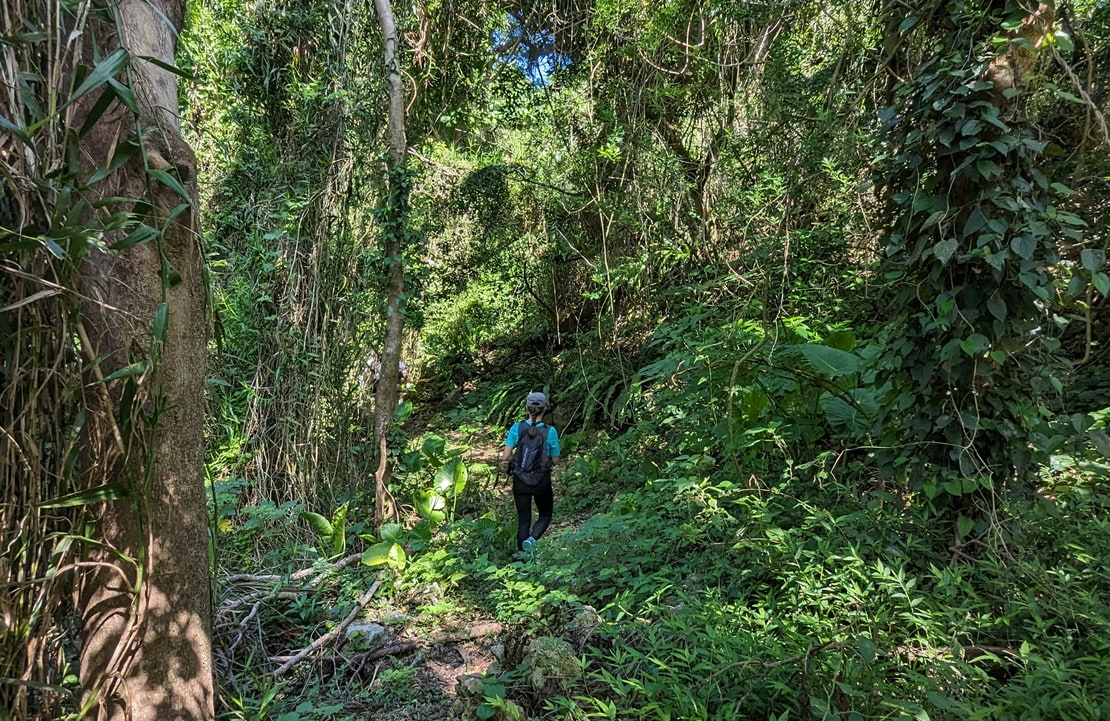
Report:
273,578,383,676
223,554,363,586
267,620,504,666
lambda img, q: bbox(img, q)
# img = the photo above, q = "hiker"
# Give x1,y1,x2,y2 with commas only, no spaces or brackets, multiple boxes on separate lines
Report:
501,392,560,552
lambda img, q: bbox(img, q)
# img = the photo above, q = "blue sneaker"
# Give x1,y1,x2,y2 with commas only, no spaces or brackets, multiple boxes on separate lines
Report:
522,536,537,552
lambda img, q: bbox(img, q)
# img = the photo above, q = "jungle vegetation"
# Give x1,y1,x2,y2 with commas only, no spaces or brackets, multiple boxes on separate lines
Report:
2,0,1109,720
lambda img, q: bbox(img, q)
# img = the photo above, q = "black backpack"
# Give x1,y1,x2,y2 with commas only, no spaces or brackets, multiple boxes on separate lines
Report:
510,421,551,487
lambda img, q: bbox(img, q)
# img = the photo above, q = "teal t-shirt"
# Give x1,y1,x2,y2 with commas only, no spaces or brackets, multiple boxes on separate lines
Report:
505,420,560,459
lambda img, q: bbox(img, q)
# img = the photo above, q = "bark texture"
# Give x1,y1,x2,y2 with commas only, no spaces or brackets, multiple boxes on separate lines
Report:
76,1,214,719
371,0,407,530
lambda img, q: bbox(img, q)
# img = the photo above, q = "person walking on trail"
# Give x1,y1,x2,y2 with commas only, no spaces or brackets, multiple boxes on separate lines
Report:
501,392,560,552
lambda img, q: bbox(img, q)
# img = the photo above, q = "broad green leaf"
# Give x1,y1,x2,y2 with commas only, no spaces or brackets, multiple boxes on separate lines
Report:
823,389,877,436
856,636,876,663
1087,430,1110,458
921,210,947,229
956,515,974,539
975,159,1002,179
434,458,468,497
451,458,468,496
933,238,958,263
1051,30,1074,53
959,333,989,356
300,511,333,540
393,399,413,422
1092,271,1110,296
1080,249,1105,273
414,490,447,522
362,541,406,570
1068,413,1093,433
330,504,348,555
422,433,446,460
798,344,859,377
435,459,459,494
379,522,405,543
987,297,1006,321
1010,235,1036,260
824,331,856,352
961,209,988,237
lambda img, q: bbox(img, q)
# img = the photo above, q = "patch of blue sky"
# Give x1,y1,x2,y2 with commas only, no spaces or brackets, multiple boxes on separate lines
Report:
492,24,571,87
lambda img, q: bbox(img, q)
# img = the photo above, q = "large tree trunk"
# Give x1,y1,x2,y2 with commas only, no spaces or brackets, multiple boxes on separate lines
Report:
76,1,214,719
371,0,407,530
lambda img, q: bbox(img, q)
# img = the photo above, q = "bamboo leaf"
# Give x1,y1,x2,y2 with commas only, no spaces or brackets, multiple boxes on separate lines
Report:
152,302,169,342
109,224,159,250
137,55,194,80
147,168,192,203
0,289,61,313
41,483,129,509
0,114,31,145
93,360,149,384
88,139,141,183
107,78,138,114
66,49,131,108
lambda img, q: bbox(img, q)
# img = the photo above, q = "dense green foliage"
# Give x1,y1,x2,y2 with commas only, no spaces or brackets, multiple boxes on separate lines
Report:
183,0,1109,719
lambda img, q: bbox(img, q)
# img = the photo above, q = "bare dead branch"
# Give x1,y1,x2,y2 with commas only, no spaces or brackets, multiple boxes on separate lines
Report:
272,577,383,676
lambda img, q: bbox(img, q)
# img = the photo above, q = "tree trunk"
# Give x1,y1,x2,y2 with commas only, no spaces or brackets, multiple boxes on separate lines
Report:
371,0,408,530
76,1,214,719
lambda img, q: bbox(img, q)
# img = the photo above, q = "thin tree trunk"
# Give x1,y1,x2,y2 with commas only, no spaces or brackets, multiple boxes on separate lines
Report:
76,1,214,719
371,0,407,529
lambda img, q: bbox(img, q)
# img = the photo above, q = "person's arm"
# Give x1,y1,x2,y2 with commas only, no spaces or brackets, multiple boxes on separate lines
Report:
501,422,519,472
547,426,560,467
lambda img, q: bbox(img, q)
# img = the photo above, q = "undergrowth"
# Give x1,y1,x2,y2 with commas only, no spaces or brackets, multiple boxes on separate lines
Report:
207,308,1110,720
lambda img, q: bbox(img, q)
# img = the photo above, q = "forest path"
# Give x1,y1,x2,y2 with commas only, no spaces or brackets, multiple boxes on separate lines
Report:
367,413,591,719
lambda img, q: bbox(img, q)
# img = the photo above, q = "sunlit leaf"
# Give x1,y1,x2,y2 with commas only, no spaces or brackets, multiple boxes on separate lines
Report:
379,522,405,543
414,490,447,522
300,511,333,540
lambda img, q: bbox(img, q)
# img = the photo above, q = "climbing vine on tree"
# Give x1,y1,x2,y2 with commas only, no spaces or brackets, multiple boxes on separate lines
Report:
873,1,1098,501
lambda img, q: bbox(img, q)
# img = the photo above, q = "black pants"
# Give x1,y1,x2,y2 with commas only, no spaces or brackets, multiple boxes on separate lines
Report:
514,485,553,550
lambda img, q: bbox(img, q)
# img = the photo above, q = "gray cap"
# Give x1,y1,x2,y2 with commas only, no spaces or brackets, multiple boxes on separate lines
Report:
526,392,548,410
